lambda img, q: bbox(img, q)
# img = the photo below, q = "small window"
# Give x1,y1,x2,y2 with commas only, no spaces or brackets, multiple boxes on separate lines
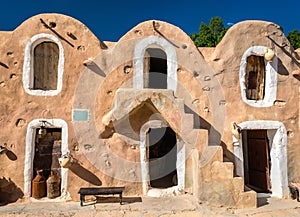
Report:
23,33,64,96
240,46,277,107
133,36,177,91
33,42,59,90
144,48,167,89
245,55,265,100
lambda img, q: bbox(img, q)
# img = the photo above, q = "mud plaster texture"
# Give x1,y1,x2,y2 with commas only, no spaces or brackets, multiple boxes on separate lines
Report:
0,14,300,209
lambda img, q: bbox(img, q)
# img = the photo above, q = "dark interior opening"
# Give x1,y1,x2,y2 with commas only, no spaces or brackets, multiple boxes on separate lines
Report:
33,128,62,188
148,127,177,188
144,48,167,89
245,55,265,100
242,129,271,193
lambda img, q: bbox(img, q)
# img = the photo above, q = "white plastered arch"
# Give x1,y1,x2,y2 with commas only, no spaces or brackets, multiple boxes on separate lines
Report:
233,120,288,198
140,120,185,196
133,36,177,91
23,33,65,96
24,119,69,199
240,46,278,107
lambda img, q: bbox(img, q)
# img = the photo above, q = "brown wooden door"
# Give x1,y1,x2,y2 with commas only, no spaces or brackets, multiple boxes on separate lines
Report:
245,55,265,100
34,42,59,90
247,130,270,192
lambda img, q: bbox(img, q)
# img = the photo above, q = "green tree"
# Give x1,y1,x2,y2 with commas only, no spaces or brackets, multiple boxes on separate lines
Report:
190,17,229,47
287,30,300,50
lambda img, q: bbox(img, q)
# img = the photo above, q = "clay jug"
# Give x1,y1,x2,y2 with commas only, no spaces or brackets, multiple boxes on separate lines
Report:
46,171,61,199
32,170,46,199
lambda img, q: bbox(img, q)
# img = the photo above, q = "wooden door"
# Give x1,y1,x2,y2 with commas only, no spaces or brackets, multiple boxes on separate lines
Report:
247,130,270,192
34,42,59,90
245,55,265,100
33,128,62,179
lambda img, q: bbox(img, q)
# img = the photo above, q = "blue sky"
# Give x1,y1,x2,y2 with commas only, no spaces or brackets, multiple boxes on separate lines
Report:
0,0,299,41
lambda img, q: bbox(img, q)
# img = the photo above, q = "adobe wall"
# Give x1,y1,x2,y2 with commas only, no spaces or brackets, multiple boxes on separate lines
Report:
0,13,105,202
205,21,300,184
1,13,300,205
73,20,214,197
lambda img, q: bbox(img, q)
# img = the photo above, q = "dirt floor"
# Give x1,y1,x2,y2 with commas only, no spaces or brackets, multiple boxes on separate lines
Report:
1,194,300,217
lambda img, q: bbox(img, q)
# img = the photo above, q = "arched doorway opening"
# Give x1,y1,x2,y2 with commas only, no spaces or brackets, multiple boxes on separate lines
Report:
233,121,288,198
148,127,177,188
140,120,185,196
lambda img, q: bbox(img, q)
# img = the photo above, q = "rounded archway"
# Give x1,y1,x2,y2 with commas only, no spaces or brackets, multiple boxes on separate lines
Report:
140,120,185,196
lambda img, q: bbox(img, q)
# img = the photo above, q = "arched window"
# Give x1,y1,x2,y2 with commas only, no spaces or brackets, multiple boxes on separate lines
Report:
144,48,167,89
245,55,265,100
240,46,277,107
33,42,59,90
23,34,64,96
133,36,177,91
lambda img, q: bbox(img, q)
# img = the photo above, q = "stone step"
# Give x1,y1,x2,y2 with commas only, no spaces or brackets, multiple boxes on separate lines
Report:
183,128,199,146
181,113,194,133
233,177,245,193
235,190,257,209
174,98,185,112
211,161,234,180
199,146,223,167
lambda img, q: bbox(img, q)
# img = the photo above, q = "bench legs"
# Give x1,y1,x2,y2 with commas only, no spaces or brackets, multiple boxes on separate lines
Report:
119,193,123,205
289,186,300,202
80,194,85,206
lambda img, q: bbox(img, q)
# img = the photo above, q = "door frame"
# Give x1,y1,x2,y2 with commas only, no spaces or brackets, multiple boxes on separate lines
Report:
233,120,288,198
24,119,69,199
140,120,185,196
244,129,271,192
133,36,178,91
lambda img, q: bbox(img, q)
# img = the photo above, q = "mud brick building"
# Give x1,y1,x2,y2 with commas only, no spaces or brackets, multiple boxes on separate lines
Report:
0,13,300,208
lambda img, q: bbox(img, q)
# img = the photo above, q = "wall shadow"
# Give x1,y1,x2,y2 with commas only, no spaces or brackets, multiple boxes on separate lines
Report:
257,196,269,207
0,62,9,69
152,21,180,48
96,196,142,205
267,35,300,68
293,74,300,81
69,161,102,186
86,64,106,77
40,18,74,48
100,41,108,49
277,58,289,76
5,150,17,161
81,196,142,206
0,177,24,206
184,105,222,146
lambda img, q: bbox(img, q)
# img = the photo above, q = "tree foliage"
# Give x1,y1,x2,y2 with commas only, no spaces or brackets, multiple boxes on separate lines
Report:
190,17,229,47
190,17,300,50
287,30,300,50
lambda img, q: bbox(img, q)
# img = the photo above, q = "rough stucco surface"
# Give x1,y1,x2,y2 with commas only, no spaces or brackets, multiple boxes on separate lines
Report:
207,21,300,182
0,14,300,208
0,13,103,202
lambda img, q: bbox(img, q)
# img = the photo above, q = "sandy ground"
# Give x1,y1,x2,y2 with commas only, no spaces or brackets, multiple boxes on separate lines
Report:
1,194,300,217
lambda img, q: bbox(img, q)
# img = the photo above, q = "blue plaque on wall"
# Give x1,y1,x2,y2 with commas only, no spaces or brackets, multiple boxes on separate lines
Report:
72,109,89,121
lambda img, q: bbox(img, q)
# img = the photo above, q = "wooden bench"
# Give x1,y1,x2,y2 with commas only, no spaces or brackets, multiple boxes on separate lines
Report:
78,187,125,206
289,183,300,202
